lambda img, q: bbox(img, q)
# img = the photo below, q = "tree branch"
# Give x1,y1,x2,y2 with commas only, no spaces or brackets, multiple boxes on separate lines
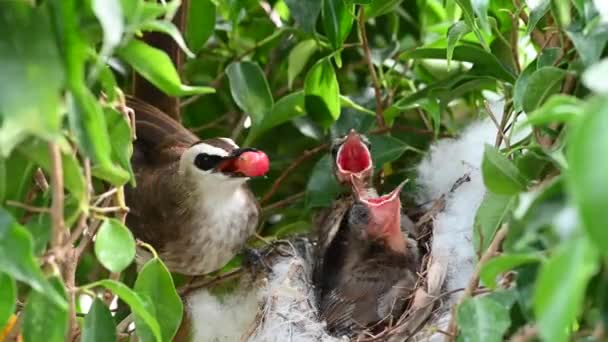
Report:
48,143,66,256
357,7,386,129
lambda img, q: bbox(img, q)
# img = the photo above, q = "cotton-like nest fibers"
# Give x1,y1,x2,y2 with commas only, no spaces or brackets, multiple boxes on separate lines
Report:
186,99,516,341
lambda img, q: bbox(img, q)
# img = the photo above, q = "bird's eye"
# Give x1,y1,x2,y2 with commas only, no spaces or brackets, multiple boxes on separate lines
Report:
194,153,222,171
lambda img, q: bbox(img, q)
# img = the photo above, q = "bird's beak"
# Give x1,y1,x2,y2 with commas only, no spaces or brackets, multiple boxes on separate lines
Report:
215,148,270,178
335,130,372,183
355,179,408,252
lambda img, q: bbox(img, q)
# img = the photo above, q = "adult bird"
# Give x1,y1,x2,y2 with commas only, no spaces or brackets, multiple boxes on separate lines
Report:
124,96,269,275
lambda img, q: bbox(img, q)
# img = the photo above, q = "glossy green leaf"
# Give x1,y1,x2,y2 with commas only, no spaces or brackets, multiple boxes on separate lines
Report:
91,0,124,57
306,155,342,208
0,208,67,309
512,62,536,112
363,0,403,18
534,236,599,342
305,58,341,128
134,258,183,342
470,0,490,33
521,66,566,113
82,299,117,342
0,273,16,328
245,91,306,145
474,192,516,254
186,0,215,53
525,0,550,34
105,108,135,185
17,140,86,207
69,89,130,186
446,21,471,68
94,218,136,273
524,95,582,126
285,0,322,33
0,2,63,156
118,40,215,96
226,61,274,126
322,0,354,50
566,28,608,67
141,20,195,58
22,277,68,342
457,296,510,342
288,40,318,89
401,46,516,83
83,279,162,342
480,253,542,289
368,135,410,168
481,144,527,195
568,97,608,252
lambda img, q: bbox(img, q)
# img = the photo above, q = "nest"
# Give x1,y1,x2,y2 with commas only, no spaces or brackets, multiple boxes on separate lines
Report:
230,200,450,342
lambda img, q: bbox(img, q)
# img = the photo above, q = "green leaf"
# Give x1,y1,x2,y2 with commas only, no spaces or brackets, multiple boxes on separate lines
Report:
470,0,490,33
82,298,117,342
446,21,471,68
22,277,68,342
525,0,550,34
118,40,215,96
91,0,124,57
322,0,354,50
105,108,135,185
480,253,542,289
17,140,86,207
363,0,403,18
245,91,306,145
306,155,342,208
0,153,35,216
340,95,374,115
0,208,67,309
534,236,599,342
582,58,608,94
69,89,130,186
0,273,16,328
226,61,274,126
524,94,582,126
141,20,195,58
284,0,322,33
134,258,183,342
457,296,511,342
368,135,410,168
474,193,516,254
288,40,318,89
305,58,341,128
481,144,527,195
186,0,215,53
512,62,535,112
401,46,516,83
0,2,63,156
566,28,608,67
567,97,608,253
521,66,566,113
94,218,136,273
83,279,162,342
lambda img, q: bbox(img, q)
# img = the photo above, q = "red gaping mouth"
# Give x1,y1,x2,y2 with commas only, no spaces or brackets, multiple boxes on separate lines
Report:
336,131,372,177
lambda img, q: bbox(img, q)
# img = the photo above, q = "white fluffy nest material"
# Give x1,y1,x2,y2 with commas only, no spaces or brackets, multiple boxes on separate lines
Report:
186,99,511,341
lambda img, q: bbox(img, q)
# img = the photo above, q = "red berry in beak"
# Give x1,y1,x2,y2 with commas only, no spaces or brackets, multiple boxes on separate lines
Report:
234,151,270,177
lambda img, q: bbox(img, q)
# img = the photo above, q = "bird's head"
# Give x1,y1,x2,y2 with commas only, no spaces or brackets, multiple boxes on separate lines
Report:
349,178,408,253
180,138,269,187
331,130,373,185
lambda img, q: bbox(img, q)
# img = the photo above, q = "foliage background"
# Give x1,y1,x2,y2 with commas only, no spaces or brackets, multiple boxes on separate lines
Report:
1,0,608,341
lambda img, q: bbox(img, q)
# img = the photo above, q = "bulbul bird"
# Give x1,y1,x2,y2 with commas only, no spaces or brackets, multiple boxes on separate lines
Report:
313,129,420,336
124,96,270,275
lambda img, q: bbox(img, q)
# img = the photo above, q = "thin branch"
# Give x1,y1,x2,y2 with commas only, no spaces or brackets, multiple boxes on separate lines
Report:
357,7,386,129
4,200,50,213
262,192,306,213
48,143,67,255
484,101,511,150
445,224,509,340
510,11,521,74
260,144,329,204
